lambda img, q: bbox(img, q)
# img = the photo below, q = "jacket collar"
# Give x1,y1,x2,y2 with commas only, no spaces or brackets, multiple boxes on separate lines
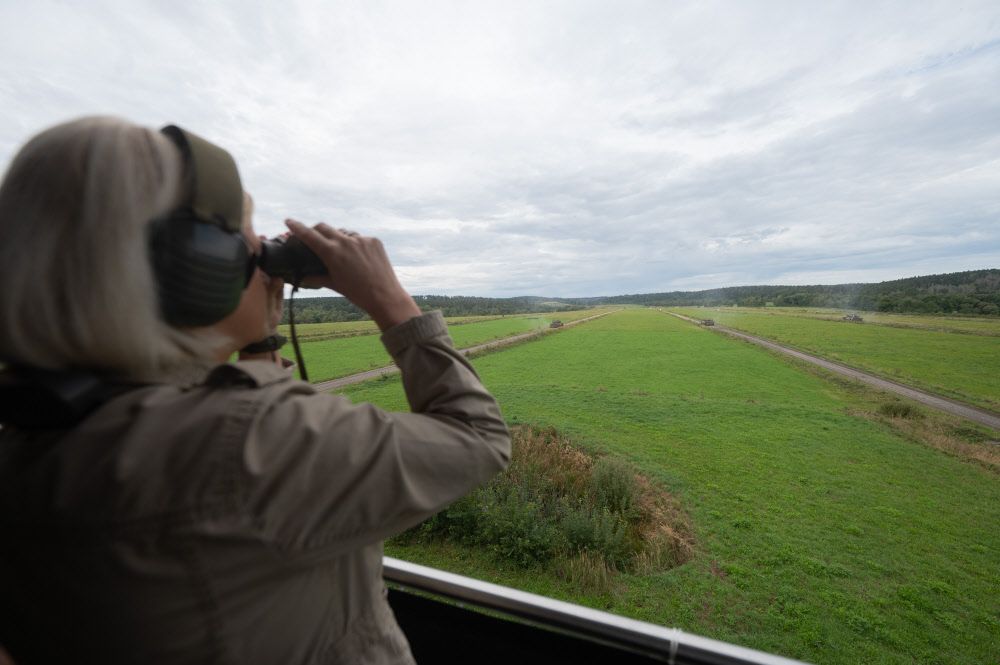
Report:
205,360,294,389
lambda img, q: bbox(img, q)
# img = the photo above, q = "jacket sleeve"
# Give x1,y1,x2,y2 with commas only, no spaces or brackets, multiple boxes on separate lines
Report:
240,311,511,554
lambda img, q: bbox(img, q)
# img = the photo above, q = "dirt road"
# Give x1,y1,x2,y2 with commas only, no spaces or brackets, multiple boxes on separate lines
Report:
665,311,1000,431
312,312,610,392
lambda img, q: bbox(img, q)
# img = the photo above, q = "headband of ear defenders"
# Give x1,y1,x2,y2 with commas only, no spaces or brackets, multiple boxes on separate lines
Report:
160,125,243,232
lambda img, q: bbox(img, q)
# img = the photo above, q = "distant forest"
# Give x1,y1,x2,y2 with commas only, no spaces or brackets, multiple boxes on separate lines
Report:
282,268,1000,323
282,295,581,323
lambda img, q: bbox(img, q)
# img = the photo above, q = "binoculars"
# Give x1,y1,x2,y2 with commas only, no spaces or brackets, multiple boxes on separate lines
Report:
258,235,328,285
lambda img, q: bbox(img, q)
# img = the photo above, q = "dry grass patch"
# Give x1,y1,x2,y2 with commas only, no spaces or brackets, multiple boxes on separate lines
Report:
871,406,1000,473
769,351,1000,473
841,398,1000,473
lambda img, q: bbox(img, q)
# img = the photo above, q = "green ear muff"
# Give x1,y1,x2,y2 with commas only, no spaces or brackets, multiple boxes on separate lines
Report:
149,125,252,327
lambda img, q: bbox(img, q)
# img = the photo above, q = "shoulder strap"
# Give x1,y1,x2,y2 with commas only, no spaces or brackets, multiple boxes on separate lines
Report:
0,367,143,430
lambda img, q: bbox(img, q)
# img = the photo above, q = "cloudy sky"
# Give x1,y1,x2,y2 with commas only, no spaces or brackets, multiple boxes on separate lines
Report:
2,1,999,297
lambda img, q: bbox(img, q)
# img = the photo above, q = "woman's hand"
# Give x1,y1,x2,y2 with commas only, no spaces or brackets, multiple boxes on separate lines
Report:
285,220,422,331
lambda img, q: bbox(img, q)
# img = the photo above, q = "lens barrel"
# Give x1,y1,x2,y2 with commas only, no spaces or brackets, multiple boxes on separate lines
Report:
258,236,327,283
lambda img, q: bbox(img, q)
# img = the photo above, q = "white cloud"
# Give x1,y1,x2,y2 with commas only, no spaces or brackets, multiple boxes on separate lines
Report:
1,0,998,296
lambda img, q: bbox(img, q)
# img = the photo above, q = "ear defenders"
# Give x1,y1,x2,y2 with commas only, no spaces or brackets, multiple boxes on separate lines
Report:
149,125,252,327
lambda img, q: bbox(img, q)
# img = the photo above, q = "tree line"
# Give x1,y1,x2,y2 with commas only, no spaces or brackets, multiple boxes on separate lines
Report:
582,269,999,315
282,268,1000,323
281,294,580,324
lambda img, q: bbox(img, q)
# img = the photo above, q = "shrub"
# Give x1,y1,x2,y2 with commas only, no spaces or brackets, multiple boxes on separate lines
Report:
878,401,922,419
478,485,562,566
591,456,639,517
397,425,693,586
586,508,634,570
417,493,482,543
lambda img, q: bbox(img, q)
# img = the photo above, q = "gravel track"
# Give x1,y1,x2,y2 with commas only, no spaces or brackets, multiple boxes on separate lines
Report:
312,312,610,392
665,311,1000,432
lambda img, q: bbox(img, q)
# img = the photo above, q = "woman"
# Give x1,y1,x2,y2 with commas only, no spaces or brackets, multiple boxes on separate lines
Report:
0,117,510,664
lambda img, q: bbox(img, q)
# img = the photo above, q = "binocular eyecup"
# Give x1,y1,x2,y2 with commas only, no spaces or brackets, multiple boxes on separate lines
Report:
258,236,327,285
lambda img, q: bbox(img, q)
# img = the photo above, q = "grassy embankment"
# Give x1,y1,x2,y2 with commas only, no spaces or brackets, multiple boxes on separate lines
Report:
338,309,1000,665
672,307,1000,412
281,309,605,383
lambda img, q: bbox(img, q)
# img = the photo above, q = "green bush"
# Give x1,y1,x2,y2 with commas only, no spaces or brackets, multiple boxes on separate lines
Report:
478,486,562,566
418,493,482,543
591,456,639,517
559,499,597,551
878,401,922,419
558,500,634,569
397,425,690,580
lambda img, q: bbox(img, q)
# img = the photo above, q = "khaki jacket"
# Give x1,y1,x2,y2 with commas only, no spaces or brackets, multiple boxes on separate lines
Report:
0,312,510,664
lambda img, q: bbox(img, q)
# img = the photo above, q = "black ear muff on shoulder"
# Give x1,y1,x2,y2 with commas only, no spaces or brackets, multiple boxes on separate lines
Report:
151,125,251,327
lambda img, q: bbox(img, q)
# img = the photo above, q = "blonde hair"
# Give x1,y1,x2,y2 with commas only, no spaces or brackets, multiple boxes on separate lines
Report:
0,116,215,380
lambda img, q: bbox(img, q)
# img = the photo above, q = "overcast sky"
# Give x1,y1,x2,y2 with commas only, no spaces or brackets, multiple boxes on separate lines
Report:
1,1,998,297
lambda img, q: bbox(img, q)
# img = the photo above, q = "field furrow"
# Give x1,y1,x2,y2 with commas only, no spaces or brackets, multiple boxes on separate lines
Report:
672,308,1000,411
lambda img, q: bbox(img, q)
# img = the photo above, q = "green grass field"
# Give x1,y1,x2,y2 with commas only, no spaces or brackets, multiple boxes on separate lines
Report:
283,309,604,382
276,311,594,342
338,309,1000,664
762,308,1000,336
277,319,381,340
277,313,528,342
672,307,1000,412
